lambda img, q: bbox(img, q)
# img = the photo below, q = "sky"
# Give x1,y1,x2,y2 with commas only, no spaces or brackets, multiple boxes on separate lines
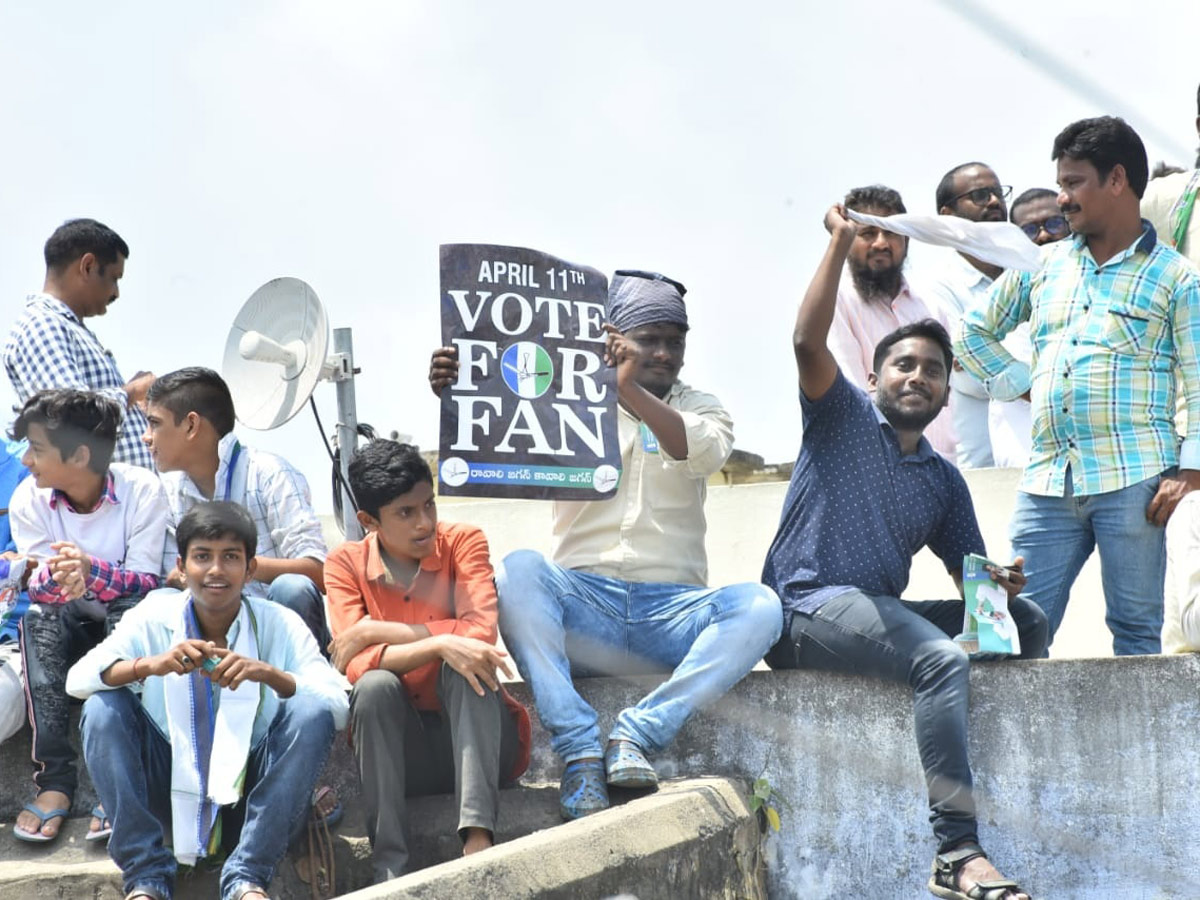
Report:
0,0,1196,513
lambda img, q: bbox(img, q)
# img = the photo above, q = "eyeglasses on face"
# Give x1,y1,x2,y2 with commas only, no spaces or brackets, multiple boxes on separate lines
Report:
1018,215,1070,239
613,269,688,297
950,184,1013,207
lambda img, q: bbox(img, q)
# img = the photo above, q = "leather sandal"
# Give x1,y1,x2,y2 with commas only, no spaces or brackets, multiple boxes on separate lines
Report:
929,842,1031,899
559,758,608,820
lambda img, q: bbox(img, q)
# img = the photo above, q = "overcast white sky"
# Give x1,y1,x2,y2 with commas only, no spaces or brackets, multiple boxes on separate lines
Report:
1,1,1195,512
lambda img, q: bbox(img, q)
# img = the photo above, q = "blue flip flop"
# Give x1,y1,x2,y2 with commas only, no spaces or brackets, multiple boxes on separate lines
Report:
86,804,113,843
13,802,70,843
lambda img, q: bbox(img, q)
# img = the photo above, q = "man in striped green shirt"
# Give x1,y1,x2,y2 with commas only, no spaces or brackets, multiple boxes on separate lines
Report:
956,116,1200,656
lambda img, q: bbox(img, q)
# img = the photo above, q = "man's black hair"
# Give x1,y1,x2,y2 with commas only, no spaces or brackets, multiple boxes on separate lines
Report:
348,440,433,519
176,500,258,560
10,389,121,475
44,219,129,272
935,161,992,211
1051,116,1149,199
872,319,954,376
1009,187,1059,223
146,367,237,437
844,185,906,216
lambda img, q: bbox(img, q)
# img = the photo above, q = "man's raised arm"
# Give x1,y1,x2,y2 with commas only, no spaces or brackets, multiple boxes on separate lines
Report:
793,205,856,402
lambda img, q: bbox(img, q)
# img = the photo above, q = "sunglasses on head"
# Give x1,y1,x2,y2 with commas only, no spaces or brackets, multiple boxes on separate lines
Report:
950,184,1013,206
1018,215,1070,239
614,269,688,297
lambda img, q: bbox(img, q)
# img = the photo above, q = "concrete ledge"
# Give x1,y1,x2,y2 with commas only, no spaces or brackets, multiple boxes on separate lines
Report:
507,657,1200,900
339,777,763,900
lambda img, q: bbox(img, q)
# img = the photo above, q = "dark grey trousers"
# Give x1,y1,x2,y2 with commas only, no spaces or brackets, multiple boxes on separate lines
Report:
349,663,519,884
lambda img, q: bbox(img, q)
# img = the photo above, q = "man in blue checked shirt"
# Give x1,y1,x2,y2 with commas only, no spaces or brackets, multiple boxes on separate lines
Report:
957,116,1200,656
4,219,154,470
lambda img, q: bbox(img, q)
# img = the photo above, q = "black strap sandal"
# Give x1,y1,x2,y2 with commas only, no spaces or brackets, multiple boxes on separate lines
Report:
928,843,1031,900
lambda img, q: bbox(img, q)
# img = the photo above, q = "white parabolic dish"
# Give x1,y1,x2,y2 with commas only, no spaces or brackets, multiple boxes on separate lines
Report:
222,277,329,430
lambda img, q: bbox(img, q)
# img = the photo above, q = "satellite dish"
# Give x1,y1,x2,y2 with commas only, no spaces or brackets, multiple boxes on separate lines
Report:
223,277,331,429
222,276,364,539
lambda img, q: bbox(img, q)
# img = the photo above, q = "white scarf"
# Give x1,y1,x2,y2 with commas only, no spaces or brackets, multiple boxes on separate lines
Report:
846,209,1044,272
163,597,261,864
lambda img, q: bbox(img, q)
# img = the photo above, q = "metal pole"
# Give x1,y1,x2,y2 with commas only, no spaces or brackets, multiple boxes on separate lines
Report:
333,327,363,540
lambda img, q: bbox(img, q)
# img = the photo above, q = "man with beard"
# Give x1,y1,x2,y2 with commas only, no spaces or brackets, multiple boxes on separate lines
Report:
957,116,1200,656
828,185,959,462
921,163,1013,468
763,203,1044,900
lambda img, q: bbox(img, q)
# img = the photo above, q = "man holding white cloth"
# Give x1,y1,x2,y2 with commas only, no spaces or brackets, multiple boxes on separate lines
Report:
66,502,348,900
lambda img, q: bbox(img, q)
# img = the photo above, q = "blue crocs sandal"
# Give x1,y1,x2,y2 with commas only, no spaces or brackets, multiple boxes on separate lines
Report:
13,802,70,843
559,758,608,820
86,804,113,843
605,739,658,788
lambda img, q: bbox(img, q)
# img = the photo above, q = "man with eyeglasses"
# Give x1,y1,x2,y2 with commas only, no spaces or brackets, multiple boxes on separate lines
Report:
957,116,1200,657
921,162,1014,469
986,189,1073,468
1011,189,1072,247
428,270,783,821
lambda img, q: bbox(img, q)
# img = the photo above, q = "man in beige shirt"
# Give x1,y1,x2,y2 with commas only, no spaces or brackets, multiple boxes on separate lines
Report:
429,270,782,821
1141,83,1200,269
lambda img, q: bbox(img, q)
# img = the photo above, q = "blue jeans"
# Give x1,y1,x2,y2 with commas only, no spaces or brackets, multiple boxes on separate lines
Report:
268,574,330,653
1011,473,1166,655
496,549,782,763
768,590,1048,852
80,687,336,900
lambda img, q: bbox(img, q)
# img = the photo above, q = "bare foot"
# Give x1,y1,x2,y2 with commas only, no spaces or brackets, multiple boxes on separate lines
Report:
15,790,70,839
957,853,1031,900
462,826,493,856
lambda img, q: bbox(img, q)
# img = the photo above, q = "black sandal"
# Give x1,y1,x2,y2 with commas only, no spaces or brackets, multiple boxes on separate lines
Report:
929,842,1031,900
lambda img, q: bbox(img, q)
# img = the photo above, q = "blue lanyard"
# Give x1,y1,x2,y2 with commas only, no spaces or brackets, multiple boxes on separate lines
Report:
223,441,242,501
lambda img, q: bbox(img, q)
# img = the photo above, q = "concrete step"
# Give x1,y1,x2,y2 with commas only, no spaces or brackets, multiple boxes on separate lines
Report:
0,784,564,899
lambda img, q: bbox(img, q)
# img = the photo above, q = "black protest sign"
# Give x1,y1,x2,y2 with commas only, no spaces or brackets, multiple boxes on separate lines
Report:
438,244,621,500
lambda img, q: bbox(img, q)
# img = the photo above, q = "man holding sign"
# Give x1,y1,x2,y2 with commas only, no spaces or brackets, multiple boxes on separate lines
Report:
430,269,782,821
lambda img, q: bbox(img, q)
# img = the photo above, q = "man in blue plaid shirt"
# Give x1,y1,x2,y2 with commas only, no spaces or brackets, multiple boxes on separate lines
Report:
4,219,154,470
957,117,1200,656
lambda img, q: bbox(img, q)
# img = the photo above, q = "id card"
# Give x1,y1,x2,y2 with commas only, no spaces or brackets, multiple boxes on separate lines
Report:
640,423,659,454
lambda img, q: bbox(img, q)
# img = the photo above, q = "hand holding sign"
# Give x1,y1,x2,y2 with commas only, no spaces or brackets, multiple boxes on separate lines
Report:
438,244,621,500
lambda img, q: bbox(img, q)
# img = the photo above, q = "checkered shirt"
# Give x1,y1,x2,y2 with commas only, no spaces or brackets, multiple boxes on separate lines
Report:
956,223,1200,497
3,294,153,469
160,432,328,598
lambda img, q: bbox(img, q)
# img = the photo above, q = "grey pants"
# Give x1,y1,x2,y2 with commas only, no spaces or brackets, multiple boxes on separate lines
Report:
350,663,520,883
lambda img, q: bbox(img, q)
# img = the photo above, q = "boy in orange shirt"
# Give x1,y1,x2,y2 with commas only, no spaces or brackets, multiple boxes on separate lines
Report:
325,440,530,884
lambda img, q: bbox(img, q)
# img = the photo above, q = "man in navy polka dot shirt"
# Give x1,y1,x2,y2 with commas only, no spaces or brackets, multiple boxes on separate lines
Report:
762,204,1048,900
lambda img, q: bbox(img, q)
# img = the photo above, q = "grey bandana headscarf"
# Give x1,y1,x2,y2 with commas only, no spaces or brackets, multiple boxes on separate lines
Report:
606,270,689,333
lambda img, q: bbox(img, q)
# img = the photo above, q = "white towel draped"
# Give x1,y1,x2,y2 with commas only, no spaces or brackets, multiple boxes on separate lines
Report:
162,598,261,864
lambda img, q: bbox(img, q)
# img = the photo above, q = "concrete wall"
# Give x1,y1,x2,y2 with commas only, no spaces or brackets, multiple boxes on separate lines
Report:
508,658,1200,900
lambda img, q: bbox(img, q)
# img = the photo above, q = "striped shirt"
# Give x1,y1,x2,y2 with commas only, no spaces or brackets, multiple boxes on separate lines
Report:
3,294,153,469
160,432,328,598
956,222,1200,497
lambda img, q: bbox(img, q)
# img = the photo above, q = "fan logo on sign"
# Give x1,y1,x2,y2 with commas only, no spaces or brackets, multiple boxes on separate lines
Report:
501,342,553,399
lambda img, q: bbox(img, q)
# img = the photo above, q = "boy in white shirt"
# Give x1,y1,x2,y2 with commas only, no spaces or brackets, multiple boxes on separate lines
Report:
67,501,348,900
9,389,168,842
